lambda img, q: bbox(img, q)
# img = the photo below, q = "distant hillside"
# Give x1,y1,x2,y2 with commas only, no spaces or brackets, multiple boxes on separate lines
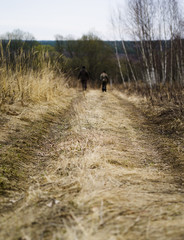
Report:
105,41,137,55
1,39,136,55
38,40,137,55
38,41,56,47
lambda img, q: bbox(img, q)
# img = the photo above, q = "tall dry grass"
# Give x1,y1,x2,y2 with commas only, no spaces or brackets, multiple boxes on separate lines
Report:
118,81,184,113
0,41,69,108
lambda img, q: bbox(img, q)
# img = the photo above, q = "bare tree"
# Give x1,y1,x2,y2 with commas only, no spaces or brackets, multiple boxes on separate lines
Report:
111,7,137,86
112,0,184,89
0,29,35,41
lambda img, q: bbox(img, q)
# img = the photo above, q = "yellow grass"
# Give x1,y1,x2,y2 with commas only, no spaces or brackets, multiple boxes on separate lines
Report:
1,89,183,240
0,42,71,107
0,69,70,105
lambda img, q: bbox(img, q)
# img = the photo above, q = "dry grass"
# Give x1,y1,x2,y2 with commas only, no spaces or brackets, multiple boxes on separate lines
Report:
0,89,183,240
119,89,184,177
0,43,76,207
55,90,184,240
0,68,69,107
0,67,76,195
0,42,71,107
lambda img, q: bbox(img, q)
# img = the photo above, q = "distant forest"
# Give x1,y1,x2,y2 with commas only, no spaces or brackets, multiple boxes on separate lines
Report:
1,36,184,88
38,40,137,55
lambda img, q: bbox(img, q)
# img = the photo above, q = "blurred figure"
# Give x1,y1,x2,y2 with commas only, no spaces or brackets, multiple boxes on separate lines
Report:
78,66,89,91
100,71,109,92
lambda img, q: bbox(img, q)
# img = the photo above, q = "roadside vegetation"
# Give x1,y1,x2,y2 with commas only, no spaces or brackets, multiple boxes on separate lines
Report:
0,30,75,196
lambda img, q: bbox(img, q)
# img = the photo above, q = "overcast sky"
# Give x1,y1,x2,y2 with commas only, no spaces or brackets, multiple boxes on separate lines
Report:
0,0,126,40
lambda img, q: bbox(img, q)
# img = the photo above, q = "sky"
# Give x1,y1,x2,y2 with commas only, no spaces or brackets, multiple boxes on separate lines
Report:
0,0,126,40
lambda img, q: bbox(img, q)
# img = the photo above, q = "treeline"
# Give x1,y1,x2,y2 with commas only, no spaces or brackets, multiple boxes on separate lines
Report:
0,33,121,87
0,30,123,106
0,36,140,87
39,40,137,55
54,34,118,86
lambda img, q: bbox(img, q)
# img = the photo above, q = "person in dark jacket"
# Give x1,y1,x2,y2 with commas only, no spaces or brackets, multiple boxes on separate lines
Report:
100,71,109,92
78,66,89,91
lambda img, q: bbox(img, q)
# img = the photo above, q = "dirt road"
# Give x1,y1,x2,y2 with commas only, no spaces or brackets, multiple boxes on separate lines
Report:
0,90,184,240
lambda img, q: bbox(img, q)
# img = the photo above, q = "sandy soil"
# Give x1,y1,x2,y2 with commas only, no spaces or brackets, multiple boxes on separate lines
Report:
0,89,183,240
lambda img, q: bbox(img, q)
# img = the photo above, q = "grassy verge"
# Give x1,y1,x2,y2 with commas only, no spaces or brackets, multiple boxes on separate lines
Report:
122,90,184,181
0,88,76,199
0,120,47,193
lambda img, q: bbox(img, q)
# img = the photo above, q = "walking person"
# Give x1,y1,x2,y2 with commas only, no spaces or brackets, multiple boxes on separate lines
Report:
100,71,109,92
78,66,89,91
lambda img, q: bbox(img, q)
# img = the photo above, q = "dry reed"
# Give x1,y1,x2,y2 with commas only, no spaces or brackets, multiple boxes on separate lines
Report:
0,41,69,107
